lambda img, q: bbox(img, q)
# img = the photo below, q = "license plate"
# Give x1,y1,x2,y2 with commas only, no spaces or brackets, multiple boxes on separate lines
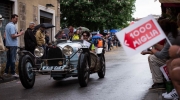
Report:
42,66,63,70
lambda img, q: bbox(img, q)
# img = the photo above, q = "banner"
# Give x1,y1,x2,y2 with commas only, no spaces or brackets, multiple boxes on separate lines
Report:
116,15,167,56
160,64,170,81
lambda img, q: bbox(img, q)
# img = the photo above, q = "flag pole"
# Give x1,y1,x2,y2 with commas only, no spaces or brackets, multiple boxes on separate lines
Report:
165,36,172,46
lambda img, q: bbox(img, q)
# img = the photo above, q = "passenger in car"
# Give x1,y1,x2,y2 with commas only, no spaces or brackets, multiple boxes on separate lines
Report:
82,31,95,52
82,31,99,70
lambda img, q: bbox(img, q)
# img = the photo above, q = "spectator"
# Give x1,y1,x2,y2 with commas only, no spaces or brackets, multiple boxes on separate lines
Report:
147,19,178,90
72,29,80,40
61,33,67,40
63,28,70,39
3,31,6,46
4,14,24,77
69,26,74,34
167,45,180,99
35,24,46,58
105,35,108,51
166,45,180,99
68,32,73,41
0,15,5,51
45,31,50,44
141,39,166,55
35,25,46,46
107,36,112,51
161,13,180,99
55,30,61,39
24,22,37,54
55,30,67,40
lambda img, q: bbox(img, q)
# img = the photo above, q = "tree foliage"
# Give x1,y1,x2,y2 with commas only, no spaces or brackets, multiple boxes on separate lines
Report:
59,0,135,31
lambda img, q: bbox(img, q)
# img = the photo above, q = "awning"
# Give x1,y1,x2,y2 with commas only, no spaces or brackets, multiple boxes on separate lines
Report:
162,3,180,7
159,0,180,3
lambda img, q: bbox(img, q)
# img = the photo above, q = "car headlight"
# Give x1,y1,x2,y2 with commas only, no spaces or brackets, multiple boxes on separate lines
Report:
34,47,44,57
62,45,73,56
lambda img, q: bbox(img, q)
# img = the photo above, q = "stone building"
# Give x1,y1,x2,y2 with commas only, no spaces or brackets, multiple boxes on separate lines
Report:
0,0,60,46
0,0,60,63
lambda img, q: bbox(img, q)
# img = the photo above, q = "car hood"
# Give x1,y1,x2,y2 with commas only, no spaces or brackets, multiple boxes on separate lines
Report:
57,42,83,51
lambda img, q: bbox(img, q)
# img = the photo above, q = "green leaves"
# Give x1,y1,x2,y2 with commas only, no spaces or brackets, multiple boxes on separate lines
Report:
60,0,135,30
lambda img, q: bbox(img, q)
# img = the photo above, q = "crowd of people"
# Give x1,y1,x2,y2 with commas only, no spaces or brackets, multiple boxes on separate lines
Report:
0,14,120,78
141,13,180,100
54,26,120,52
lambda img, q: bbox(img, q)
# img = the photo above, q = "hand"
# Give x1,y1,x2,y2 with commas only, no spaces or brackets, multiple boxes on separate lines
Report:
141,51,146,55
19,31,24,35
141,50,152,55
153,44,163,51
150,48,158,54
169,45,180,58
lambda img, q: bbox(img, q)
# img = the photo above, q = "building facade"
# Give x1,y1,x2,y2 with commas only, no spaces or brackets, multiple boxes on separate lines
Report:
0,0,60,46
0,0,60,63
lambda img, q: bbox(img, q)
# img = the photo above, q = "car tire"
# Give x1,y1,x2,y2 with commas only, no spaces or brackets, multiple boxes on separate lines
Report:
98,54,106,78
19,55,35,89
78,52,90,87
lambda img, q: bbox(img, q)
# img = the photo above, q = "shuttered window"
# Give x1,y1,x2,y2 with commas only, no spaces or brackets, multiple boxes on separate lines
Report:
0,1,13,36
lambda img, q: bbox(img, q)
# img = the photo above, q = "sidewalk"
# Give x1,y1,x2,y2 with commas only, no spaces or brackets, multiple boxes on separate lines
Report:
0,76,19,83
0,62,19,83
143,89,170,100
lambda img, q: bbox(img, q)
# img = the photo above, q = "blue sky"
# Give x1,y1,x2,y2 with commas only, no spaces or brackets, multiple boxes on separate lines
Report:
132,0,161,18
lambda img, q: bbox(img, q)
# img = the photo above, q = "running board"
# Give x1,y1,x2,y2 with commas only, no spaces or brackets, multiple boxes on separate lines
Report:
32,68,76,72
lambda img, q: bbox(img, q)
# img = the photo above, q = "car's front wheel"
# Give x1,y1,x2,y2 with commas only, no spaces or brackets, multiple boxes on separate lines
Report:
19,55,35,89
78,52,90,87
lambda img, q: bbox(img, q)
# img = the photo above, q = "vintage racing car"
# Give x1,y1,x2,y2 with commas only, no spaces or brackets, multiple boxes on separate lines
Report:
18,40,106,89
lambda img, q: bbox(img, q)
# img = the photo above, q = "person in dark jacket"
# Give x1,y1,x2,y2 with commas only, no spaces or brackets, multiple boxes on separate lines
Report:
45,31,50,44
24,22,37,54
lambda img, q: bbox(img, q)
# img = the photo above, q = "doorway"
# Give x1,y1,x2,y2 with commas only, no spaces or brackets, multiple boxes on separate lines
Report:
40,10,53,43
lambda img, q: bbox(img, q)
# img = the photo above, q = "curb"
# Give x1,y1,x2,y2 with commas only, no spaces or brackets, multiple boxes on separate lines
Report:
0,76,19,84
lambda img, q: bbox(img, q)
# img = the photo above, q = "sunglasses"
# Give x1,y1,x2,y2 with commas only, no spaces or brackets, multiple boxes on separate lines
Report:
83,35,88,37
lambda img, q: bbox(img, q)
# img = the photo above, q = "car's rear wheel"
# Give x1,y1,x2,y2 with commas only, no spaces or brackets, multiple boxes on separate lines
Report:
19,55,35,89
98,54,106,78
78,52,90,87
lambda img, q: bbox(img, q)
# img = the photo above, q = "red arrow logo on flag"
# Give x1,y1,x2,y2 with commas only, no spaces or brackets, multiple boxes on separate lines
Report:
124,33,136,50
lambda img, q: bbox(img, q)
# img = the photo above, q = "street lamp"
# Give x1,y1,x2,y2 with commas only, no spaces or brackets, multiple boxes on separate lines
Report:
64,17,67,20
64,17,67,28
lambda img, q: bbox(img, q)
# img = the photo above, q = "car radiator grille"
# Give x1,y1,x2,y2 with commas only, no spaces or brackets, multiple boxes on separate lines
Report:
47,47,65,66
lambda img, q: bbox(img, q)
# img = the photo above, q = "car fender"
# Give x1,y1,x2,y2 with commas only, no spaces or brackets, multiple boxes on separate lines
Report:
81,48,91,66
19,50,35,66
